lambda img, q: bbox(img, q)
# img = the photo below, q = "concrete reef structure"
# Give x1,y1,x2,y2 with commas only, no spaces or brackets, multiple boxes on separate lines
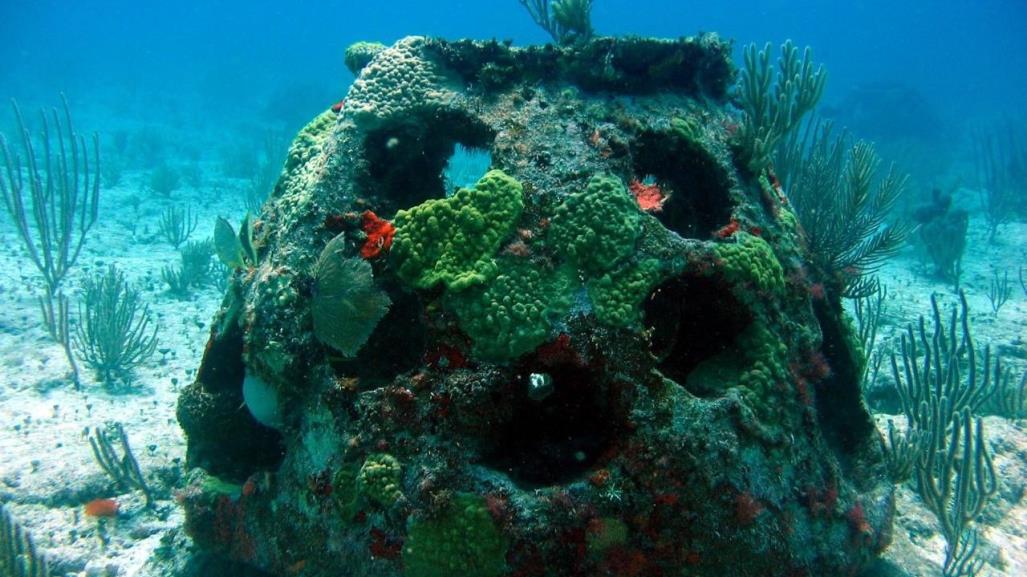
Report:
177,34,893,577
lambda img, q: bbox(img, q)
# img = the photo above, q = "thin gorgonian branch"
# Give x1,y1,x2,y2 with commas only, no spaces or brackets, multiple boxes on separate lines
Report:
0,95,100,292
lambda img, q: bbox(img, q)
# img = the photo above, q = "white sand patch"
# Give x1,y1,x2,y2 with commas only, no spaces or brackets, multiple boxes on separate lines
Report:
0,163,251,576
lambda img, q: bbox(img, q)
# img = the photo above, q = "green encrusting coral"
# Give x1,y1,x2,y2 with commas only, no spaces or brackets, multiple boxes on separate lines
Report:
588,258,664,328
357,453,404,507
392,170,664,352
448,256,573,360
550,174,641,275
391,169,524,291
285,110,336,171
272,109,337,206
714,232,785,295
735,322,790,393
200,474,243,498
403,493,508,577
332,464,361,521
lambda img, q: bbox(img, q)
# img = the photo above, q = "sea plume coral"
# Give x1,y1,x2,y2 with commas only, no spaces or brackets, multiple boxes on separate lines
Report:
311,233,391,357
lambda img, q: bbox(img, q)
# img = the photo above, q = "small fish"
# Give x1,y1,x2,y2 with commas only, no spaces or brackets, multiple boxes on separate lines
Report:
84,498,119,517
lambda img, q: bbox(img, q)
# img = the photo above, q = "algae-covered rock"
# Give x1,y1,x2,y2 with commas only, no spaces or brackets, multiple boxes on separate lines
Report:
178,35,893,577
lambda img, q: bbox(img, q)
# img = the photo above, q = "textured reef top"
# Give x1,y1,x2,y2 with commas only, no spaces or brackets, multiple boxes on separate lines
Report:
421,34,735,97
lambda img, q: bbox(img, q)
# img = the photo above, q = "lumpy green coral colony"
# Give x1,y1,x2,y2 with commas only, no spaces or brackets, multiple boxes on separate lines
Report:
390,171,669,358
391,169,526,292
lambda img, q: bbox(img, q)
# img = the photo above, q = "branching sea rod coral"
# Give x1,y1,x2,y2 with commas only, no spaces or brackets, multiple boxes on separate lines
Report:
890,292,999,575
736,40,825,173
73,265,159,386
804,131,907,300
1,96,100,387
89,423,154,507
0,96,100,293
1,503,53,577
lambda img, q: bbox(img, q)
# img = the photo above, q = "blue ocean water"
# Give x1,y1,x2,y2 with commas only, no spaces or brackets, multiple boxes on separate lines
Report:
1,1,1025,576
3,1,1026,131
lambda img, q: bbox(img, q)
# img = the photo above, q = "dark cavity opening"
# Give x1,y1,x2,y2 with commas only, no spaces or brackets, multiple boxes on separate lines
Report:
176,324,284,481
632,127,733,238
482,362,623,489
644,274,751,393
181,551,279,577
329,288,427,386
811,298,878,475
362,112,494,216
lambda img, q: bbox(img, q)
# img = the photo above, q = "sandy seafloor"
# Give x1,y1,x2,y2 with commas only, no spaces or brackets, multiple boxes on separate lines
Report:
0,162,1024,576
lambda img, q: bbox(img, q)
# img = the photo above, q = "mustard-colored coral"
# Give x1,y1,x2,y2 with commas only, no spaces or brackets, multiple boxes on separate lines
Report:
588,258,664,328
550,174,642,275
357,453,404,507
714,232,785,294
448,256,572,360
391,170,524,291
403,494,508,577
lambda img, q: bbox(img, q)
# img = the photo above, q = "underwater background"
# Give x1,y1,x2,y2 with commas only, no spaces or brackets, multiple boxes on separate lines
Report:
4,1,1027,139
1,1,1026,576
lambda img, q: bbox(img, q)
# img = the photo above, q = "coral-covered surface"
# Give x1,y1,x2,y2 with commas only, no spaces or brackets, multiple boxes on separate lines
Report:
176,35,895,577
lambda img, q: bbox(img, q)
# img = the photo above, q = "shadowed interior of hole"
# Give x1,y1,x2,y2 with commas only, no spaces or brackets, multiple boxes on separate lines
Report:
328,288,426,386
632,129,733,238
481,363,621,489
181,325,285,481
362,112,495,216
643,274,752,390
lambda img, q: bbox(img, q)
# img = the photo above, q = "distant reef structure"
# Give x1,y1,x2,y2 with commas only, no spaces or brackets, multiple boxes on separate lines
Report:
176,35,893,577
